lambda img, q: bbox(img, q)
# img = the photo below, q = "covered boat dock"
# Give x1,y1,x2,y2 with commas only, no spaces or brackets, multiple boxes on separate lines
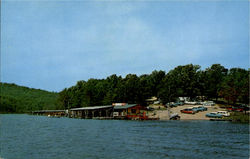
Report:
69,105,114,119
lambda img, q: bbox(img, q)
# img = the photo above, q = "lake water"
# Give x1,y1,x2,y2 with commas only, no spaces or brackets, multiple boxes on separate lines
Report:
0,114,249,159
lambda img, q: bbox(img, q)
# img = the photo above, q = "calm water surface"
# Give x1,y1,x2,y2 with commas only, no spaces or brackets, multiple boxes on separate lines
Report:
0,114,249,159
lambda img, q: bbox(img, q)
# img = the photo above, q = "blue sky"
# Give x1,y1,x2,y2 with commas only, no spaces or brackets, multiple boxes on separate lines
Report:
1,0,249,92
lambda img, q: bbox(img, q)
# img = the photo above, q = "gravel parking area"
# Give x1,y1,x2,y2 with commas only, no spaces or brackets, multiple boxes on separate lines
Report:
148,104,227,120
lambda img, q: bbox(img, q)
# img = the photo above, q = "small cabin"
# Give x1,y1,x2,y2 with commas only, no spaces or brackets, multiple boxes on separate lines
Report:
113,104,145,119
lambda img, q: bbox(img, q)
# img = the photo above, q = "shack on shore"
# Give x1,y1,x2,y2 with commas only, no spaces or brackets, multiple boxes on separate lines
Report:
113,104,146,119
69,105,114,119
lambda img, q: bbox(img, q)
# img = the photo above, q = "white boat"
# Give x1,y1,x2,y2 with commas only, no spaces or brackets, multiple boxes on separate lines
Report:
170,113,180,120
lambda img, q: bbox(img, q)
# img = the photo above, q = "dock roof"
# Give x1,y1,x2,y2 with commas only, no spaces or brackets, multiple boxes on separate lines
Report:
114,104,137,109
70,104,139,111
70,105,113,111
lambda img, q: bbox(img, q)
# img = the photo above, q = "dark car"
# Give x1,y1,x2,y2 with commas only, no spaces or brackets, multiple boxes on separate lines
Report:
192,106,207,112
176,102,184,106
170,103,179,107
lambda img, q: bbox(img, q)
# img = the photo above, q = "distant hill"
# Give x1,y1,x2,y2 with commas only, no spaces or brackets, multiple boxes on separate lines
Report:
0,83,59,113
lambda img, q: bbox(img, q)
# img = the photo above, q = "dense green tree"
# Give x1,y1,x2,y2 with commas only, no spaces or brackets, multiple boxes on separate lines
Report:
137,74,153,104
103,74,122,104
196,70,207,100
158,75,177,104
57,88,70,109
219,68,249,104
123,74,140,103
165,64,200,98
204,64,228,101
149,70,166,96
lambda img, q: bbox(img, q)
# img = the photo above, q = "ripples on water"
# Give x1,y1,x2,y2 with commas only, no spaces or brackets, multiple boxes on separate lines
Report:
0,114,249,159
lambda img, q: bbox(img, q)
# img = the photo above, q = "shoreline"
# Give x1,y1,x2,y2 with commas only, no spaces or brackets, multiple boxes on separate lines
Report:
1,113,247,123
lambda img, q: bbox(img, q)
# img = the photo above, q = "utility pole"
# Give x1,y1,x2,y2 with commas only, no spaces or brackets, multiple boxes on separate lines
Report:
67,100,70,117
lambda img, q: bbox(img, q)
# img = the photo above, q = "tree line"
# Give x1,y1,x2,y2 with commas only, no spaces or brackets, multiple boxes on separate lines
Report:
0,64,248,113
58,64,249,109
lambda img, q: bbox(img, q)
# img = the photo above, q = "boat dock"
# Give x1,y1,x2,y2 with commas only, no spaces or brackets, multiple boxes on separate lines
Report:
31,103,159,120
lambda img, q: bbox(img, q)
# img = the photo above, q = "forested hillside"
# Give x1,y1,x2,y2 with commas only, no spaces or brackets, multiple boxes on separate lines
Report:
58,64,249,109
0,83,59,113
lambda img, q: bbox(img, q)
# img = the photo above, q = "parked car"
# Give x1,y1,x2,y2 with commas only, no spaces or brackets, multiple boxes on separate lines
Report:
227,107,244,112
184,101,198,105
168,102,179,107
217,111,230,117
153,101,160,105
203,101,215,106
171,103,178,107
147,107,154,111
175,102,184,106
180,108,196,114
196,101,201,105
194,106,208,112
166,102,175,107
206,112,223,118
199,101,206,105
191,106,200,113
240,105,250,111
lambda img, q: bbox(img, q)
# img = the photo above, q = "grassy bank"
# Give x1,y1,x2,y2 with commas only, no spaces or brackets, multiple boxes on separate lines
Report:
225,112,249,123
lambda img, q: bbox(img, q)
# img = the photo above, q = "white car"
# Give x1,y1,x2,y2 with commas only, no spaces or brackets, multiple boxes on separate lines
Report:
217,111,230,117
185,101,197,105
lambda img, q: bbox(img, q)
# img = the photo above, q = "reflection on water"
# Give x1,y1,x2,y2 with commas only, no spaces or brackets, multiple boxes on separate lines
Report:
0,114,249,159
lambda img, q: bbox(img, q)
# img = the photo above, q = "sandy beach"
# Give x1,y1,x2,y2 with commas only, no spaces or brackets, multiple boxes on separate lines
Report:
148,104,226,120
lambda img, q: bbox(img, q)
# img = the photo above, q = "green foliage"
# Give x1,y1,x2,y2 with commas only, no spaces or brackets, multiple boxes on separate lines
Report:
204,64,228,100
0,83,58,113
149,70,166,96
219,68,249,104
227,112,250,123
58,64,248,108
158,64,201,103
